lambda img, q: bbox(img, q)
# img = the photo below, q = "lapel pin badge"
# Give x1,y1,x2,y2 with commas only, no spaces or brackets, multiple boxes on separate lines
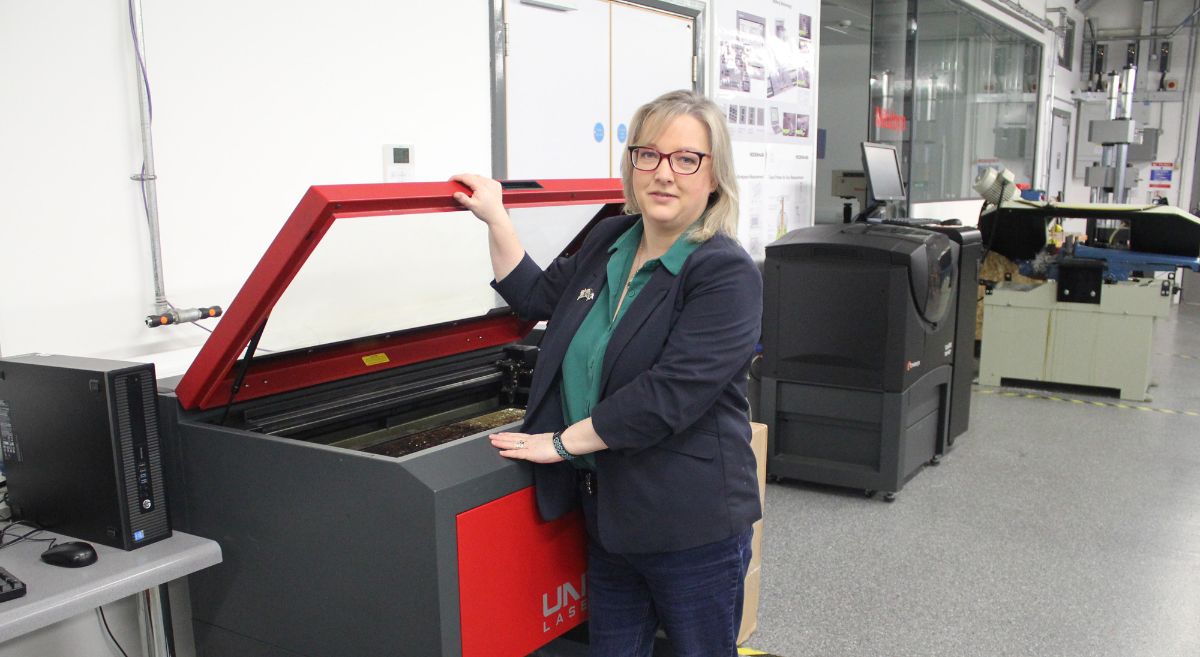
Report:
577,288,595,302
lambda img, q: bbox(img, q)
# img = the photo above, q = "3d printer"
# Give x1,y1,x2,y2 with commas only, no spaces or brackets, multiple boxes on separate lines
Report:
759,142,981,500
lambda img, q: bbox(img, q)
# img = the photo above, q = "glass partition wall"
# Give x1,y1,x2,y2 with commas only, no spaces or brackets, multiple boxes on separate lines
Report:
870,0,1042,208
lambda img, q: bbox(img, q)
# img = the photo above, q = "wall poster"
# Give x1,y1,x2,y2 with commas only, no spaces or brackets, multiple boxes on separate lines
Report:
713,0,820,259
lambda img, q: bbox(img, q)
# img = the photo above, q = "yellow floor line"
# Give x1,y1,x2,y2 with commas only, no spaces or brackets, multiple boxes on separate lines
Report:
975,388,1199,417
1155,352,1200,360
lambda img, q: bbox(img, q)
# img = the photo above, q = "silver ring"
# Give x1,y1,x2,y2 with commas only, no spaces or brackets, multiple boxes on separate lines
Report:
516,440,526,449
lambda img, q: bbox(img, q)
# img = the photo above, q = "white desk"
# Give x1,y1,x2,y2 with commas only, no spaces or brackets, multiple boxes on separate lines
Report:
0,530,221,655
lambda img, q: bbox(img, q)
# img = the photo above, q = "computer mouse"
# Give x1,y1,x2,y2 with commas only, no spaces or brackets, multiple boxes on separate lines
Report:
40,541,99,568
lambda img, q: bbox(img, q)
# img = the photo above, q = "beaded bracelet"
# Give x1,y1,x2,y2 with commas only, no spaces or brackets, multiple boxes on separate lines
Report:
552,430,576,461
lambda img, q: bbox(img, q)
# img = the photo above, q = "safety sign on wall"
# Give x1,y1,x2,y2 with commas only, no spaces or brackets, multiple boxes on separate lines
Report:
1149,161,1175,190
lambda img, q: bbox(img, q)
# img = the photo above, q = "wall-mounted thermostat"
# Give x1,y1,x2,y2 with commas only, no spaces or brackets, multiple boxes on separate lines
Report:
382,144,414,182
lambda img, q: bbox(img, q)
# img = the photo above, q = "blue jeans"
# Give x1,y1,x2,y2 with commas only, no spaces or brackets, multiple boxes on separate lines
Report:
585,527,754,657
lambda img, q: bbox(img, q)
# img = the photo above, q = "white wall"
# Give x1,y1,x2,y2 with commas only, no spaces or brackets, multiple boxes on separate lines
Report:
814,42,870,224
0,598,143,657
1048,0,1085,104
0,0,493,365
1046,0,1086,200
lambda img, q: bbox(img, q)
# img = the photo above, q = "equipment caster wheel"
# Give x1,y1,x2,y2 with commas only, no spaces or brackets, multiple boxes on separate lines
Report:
929,455,942,466
883,492,897,503
767,474,781,484
864,489,877,498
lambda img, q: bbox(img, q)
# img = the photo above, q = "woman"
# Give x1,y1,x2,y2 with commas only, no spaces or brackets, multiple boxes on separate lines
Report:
453,89,762,657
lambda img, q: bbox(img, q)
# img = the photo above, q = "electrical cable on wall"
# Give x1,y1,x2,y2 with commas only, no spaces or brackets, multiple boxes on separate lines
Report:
126,0,223,330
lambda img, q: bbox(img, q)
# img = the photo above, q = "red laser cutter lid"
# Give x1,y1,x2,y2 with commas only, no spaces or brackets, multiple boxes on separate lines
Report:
175,179,626,411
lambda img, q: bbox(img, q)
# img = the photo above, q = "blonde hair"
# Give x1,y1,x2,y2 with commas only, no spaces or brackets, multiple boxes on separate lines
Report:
620,89,739,243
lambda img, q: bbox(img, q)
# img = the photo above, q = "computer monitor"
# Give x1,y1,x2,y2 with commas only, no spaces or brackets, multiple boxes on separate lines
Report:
861,142,906,202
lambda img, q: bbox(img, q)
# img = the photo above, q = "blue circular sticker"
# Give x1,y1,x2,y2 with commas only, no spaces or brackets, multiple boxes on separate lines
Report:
593,122,605,142
617,123,628,144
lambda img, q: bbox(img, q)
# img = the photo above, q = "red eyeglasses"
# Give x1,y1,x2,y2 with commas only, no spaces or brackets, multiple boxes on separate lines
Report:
627,147,709,175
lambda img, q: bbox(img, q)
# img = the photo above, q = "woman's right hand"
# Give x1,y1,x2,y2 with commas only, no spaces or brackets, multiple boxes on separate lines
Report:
451,173,525,281
451,174,509,226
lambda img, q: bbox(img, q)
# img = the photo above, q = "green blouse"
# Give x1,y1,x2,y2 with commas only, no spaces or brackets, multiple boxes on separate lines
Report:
559,219,700,469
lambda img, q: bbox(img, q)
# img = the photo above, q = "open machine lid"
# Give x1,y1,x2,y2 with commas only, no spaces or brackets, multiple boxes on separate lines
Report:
980,201,1200,260
175,179,626,411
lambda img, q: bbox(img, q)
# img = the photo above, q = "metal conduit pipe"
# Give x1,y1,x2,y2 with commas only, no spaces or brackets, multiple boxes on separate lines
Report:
1167,4,1200,38
127,0,165,313
1092,6,1200,41
1090,30,1191,42
1089,5,1199,42
1175,0,1200,185
979,0,1052,32
126,0,222,329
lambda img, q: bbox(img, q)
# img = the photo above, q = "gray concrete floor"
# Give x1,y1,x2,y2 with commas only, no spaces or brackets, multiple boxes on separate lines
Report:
746,300,1200,657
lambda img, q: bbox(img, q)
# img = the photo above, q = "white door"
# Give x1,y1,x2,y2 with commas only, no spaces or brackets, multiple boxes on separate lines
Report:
610,3,696,176
1048,110,1070,201
505,0,611,179
505,0,696,179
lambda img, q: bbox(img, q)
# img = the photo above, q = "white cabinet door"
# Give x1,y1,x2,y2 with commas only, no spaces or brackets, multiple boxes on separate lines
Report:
505,0,611,179
1047,110,1070,201
610,3,696,176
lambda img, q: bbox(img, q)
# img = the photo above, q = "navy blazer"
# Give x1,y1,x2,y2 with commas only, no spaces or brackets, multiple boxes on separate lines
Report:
493,214,763,554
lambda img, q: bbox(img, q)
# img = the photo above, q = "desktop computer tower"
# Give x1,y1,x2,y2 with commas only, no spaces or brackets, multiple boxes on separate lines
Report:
0,354,171,549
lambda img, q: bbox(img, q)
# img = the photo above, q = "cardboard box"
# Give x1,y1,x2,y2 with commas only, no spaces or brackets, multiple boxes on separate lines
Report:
751,422,768,504
737,422,768,645
739,562,762,644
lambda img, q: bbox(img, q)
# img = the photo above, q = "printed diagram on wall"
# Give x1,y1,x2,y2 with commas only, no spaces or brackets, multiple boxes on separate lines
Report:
719,13,813,102
719,12,764,92
714,0,819,259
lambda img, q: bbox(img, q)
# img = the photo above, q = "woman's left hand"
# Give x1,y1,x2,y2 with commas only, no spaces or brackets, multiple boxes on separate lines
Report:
490,431,563,464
